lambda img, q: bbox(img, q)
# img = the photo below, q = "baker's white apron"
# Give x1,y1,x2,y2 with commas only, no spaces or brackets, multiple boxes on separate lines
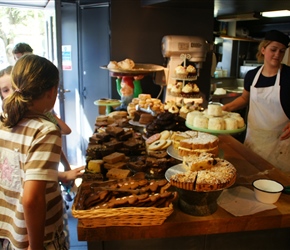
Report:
244,65,290,172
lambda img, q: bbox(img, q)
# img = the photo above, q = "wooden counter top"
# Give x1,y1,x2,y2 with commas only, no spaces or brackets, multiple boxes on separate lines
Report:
77,135,290,242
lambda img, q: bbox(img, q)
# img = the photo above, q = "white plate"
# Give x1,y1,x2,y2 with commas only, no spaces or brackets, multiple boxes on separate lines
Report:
167,144,224,161
128,120,146,127
167,145,182,161
165,164,188,182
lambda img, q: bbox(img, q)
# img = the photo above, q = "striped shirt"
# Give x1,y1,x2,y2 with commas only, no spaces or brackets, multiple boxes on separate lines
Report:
0,112,63,250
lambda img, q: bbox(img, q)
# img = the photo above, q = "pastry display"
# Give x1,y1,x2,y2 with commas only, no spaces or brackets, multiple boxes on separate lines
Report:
127,94,164,118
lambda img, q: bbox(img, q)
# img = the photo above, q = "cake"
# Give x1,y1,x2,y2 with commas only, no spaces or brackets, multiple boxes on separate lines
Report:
208,104,223,116
186,65,197,76
103,152,126,164
224,117,238,130
186,105,245,131
181,83,199,97
170,82,182,96
208,117,225,130
87,159,103,173
186,110,202,125
193,115,209,129
139,113,154,124
183,152,217,171
170,157,236,191
177,131,219,157
174,65,188,78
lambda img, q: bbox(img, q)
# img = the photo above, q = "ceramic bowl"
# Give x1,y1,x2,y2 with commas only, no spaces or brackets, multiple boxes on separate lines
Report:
252,179,284,204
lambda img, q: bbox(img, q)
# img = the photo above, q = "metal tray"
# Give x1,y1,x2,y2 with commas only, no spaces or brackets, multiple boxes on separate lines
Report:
100,63,164,75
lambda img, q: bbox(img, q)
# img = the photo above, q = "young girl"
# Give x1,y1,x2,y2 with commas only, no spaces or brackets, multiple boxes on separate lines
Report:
0,55,70,249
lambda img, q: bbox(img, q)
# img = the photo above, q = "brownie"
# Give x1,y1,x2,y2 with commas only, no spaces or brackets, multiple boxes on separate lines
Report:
106,126,124,137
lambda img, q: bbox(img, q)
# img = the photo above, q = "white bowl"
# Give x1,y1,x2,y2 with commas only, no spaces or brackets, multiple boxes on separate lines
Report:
252,179,284,204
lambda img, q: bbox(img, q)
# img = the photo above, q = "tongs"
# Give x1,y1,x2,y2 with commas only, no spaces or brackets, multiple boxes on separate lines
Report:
135,104,157,116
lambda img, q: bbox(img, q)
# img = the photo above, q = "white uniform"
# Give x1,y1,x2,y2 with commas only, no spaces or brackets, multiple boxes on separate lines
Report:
244,65,290,173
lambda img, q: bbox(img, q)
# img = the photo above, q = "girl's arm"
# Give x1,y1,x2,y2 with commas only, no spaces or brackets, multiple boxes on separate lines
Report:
52,111,71,135
23,180,46,249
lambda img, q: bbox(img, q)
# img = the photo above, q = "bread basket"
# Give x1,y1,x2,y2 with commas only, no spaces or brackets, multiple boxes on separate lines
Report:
72,175,174,227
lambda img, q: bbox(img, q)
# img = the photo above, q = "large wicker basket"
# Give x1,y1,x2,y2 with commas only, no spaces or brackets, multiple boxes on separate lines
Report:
72,181,174,227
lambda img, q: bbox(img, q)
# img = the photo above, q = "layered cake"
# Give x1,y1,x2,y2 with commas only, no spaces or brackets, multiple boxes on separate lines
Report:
177,131,219,157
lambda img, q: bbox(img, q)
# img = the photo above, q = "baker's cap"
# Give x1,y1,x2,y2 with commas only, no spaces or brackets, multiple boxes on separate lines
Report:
265,30,290,47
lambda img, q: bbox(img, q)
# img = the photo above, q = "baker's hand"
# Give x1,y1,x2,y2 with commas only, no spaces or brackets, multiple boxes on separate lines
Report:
280,123,290,140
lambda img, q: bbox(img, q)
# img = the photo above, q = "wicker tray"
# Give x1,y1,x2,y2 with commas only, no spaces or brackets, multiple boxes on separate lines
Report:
72,179,174,227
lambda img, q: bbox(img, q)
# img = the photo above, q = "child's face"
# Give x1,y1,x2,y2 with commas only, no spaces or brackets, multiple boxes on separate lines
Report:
0,74,13,100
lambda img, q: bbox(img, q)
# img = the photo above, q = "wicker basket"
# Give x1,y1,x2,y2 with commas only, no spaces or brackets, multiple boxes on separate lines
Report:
72,182,174,227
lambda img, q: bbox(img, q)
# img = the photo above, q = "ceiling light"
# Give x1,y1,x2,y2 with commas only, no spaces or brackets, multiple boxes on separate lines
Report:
261,10,290,18
217,13,261,22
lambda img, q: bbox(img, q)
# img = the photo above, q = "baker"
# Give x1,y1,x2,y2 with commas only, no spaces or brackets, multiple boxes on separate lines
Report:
222,30,290,174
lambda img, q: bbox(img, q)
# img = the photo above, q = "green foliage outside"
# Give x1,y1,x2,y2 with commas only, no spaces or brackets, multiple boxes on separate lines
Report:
0,7,46,68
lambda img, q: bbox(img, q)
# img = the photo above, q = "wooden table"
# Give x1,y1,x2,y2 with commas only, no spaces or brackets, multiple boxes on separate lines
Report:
77,135,290,249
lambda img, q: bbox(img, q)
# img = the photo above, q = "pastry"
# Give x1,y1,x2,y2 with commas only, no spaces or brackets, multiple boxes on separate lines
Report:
170,157,236,191
175,65,188,78
207,104,223,116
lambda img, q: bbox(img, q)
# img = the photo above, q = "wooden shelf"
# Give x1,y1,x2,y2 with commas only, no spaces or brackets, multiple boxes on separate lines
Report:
220,35,260,42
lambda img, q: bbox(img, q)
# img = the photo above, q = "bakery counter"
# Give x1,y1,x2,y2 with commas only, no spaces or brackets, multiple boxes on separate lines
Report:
77,135,290,250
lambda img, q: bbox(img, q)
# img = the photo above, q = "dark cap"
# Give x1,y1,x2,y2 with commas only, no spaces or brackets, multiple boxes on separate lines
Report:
12,43,33,54
265,30,290,47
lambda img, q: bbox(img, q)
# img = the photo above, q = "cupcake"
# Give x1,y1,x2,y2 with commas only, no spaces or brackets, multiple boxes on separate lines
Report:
174,65,188,78
186,65,197,77
170,82,183,96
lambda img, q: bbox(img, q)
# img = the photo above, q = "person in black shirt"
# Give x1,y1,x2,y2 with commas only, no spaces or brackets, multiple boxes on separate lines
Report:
223,30,290,174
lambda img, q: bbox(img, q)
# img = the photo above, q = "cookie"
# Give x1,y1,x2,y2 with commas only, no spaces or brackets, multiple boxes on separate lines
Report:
146,133,161,145
148,139,167,151
160,139,172,149
160,130,170,140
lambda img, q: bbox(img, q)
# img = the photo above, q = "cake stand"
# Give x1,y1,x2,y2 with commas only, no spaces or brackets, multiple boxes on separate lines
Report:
185,121,246,135
165,164,235,216
94,99,121,115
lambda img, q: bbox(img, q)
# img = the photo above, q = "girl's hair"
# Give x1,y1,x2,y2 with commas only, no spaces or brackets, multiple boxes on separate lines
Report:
256,40,272,62
1,54,59,127
0,65,13,77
